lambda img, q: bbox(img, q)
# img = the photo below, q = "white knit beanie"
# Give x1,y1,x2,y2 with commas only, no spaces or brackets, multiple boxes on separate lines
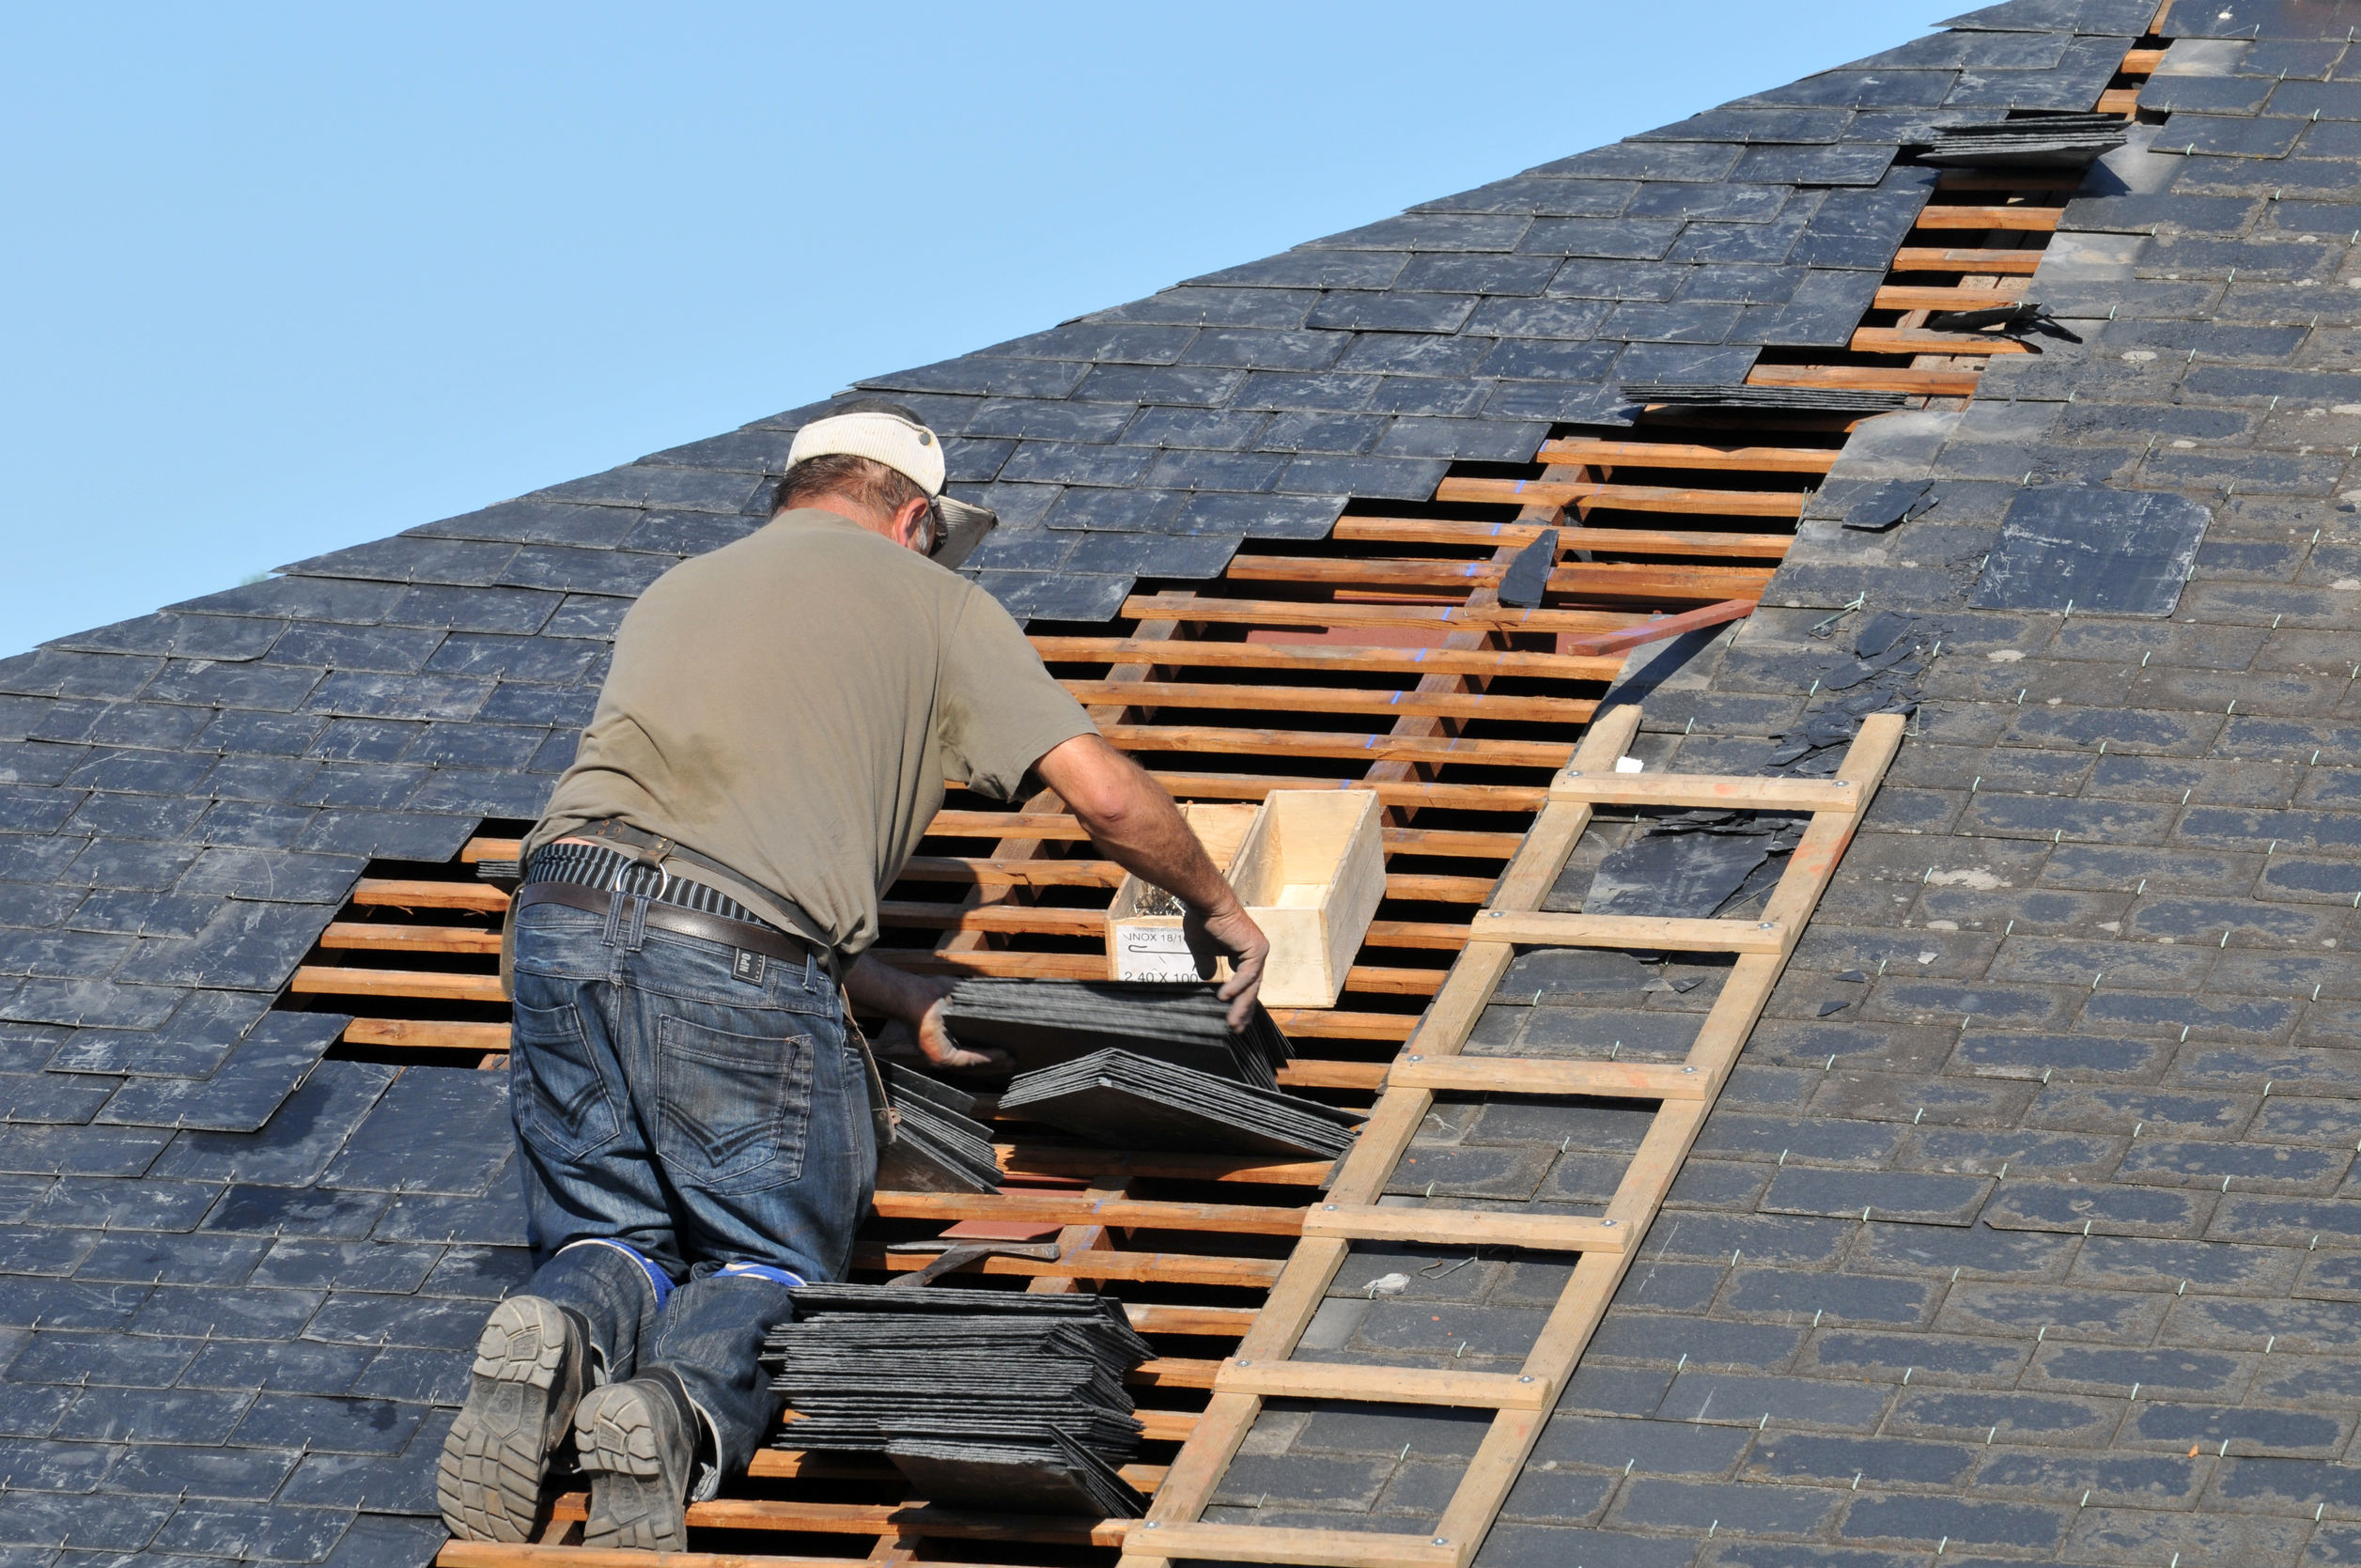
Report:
787,405,945,497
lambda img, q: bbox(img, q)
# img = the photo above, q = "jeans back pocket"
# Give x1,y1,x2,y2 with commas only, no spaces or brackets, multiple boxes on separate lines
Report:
655,1015,814,1194
513,997,623,1162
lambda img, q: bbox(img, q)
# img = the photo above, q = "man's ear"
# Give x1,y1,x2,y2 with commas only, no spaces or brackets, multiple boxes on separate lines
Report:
893,496,934,551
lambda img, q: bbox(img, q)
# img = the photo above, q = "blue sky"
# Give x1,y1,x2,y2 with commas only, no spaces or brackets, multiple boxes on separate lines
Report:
0,2,1963,656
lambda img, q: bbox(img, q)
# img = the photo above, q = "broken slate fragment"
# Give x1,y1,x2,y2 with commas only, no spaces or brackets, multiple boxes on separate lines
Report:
1839,479,1938,532
1852,611,1915,660
1495,528,1560,609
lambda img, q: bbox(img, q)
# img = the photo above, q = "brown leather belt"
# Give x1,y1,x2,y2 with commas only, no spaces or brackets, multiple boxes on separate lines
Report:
515,881,816,966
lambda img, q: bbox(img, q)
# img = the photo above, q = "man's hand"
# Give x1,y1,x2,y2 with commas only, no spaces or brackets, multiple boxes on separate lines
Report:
1184,898,1270,1032
1036,735,1273,1031
844,959,1012,1074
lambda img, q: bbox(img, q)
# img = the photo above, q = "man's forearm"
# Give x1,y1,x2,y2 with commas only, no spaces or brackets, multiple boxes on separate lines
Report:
843,954,941,1027
1036,737,1237,913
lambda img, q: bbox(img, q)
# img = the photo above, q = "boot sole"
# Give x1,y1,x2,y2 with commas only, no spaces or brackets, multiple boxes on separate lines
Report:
576,1382,693,1551
436,1296,581,1543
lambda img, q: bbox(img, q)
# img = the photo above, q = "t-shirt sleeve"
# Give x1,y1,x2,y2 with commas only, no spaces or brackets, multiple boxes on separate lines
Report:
938,583,1098,800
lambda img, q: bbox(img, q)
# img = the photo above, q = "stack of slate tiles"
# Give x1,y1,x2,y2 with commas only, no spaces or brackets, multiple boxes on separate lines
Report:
1001,1048,1359,1159
939,979,1291,1087
1621,382,1907,413
762,1284,1152,1516
874,1064,1000,1193
940,979,1356,1157
1919,110,2129,165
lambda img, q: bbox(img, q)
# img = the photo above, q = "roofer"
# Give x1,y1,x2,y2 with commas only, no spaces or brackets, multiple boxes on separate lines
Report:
436,401,1270,1549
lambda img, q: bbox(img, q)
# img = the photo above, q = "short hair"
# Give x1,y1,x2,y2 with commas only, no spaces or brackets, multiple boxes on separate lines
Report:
774,452,929,521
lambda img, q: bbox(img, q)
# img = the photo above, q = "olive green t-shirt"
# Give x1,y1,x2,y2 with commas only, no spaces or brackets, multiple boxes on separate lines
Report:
526,509,1095,955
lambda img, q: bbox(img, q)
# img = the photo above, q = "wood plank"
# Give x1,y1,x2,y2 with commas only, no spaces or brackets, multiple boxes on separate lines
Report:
1390,1055,1708,1101
350,877,510,914
1126,1303,1256,1336
288,965,504,1003
1214,1359,1549,1410
867,1190,1306,1236
1268,1009,1418,1042
2095,85,2139,115
1746,363,1983,396
1030,634,1623,681
1548,771,1864,811
1133,1358,1220,1389
853,1245,1283,1288
1475,911,1784,954
1851,326,2029,356
1435,475,1806,519
1872,284,2027,311
1102,722,1573,769
344,1018,511,1052
1219,554,1775,598
1135,1523,1453,1568
741,1448,1171,1491
1276,1060,1390,1090
318,921,501,955
2120,45,2166,73
1118,594,1650,636
1332,517,1792,559
1059,679,1596,725
1301,1203,1623,1253
1531,438,1838,474
462,837,524,862
1154,776,1532,825
1555,598,1754,658
923,814,1525,862
1892,245,2046,274
1910,203,2064,231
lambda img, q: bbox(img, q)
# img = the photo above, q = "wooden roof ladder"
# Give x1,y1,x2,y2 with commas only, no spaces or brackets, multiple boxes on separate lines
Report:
1125,706,1905,1568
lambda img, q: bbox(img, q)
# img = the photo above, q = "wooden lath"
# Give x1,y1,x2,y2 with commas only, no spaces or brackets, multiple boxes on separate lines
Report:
1121,710,1904,1568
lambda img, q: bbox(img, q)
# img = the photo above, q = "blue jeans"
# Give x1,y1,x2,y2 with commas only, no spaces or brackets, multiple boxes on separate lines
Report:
505,899,878,1490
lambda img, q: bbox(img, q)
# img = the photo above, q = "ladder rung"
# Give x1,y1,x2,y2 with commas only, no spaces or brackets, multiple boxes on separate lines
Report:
1390,1055,1710,1102
1550,771,1863,812
1473,911,1786,954
1301,1203,1623,1253
1215,1359,1550,1410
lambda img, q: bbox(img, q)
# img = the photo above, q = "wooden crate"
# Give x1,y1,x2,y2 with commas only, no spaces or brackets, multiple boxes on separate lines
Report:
1106,803,1261,983
1227,790,1387,1009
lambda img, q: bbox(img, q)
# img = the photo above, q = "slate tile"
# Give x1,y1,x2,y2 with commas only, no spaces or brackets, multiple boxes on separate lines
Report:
179,1335,374,1396
95,1020,329,1134
148,1499,354,1562
197,1184,389,1240
1885,1388,2120,1448
0,1487,176,1549
228,1391,424,1455
251,1240,443,1296
319,1066,510,1196
349,1343,471,1405
51,1384,251,1445
1758,1168,1992,1225
2125,1401,2346,1458
1656,1371,1887,1431
69,1231,267,1287
0,1433,119,1493
6,1330,199,1388
303,1290,489,1351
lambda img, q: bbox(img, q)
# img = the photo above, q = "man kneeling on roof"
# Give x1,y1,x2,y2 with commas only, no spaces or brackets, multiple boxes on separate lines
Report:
437,401,1270,1548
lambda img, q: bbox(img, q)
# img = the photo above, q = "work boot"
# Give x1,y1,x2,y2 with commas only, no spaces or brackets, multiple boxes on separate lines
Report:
574,1366,699,1550
437,1295,591,1542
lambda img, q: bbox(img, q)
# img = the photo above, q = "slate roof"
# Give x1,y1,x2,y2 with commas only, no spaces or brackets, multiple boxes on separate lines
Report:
18,0,2357,1563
